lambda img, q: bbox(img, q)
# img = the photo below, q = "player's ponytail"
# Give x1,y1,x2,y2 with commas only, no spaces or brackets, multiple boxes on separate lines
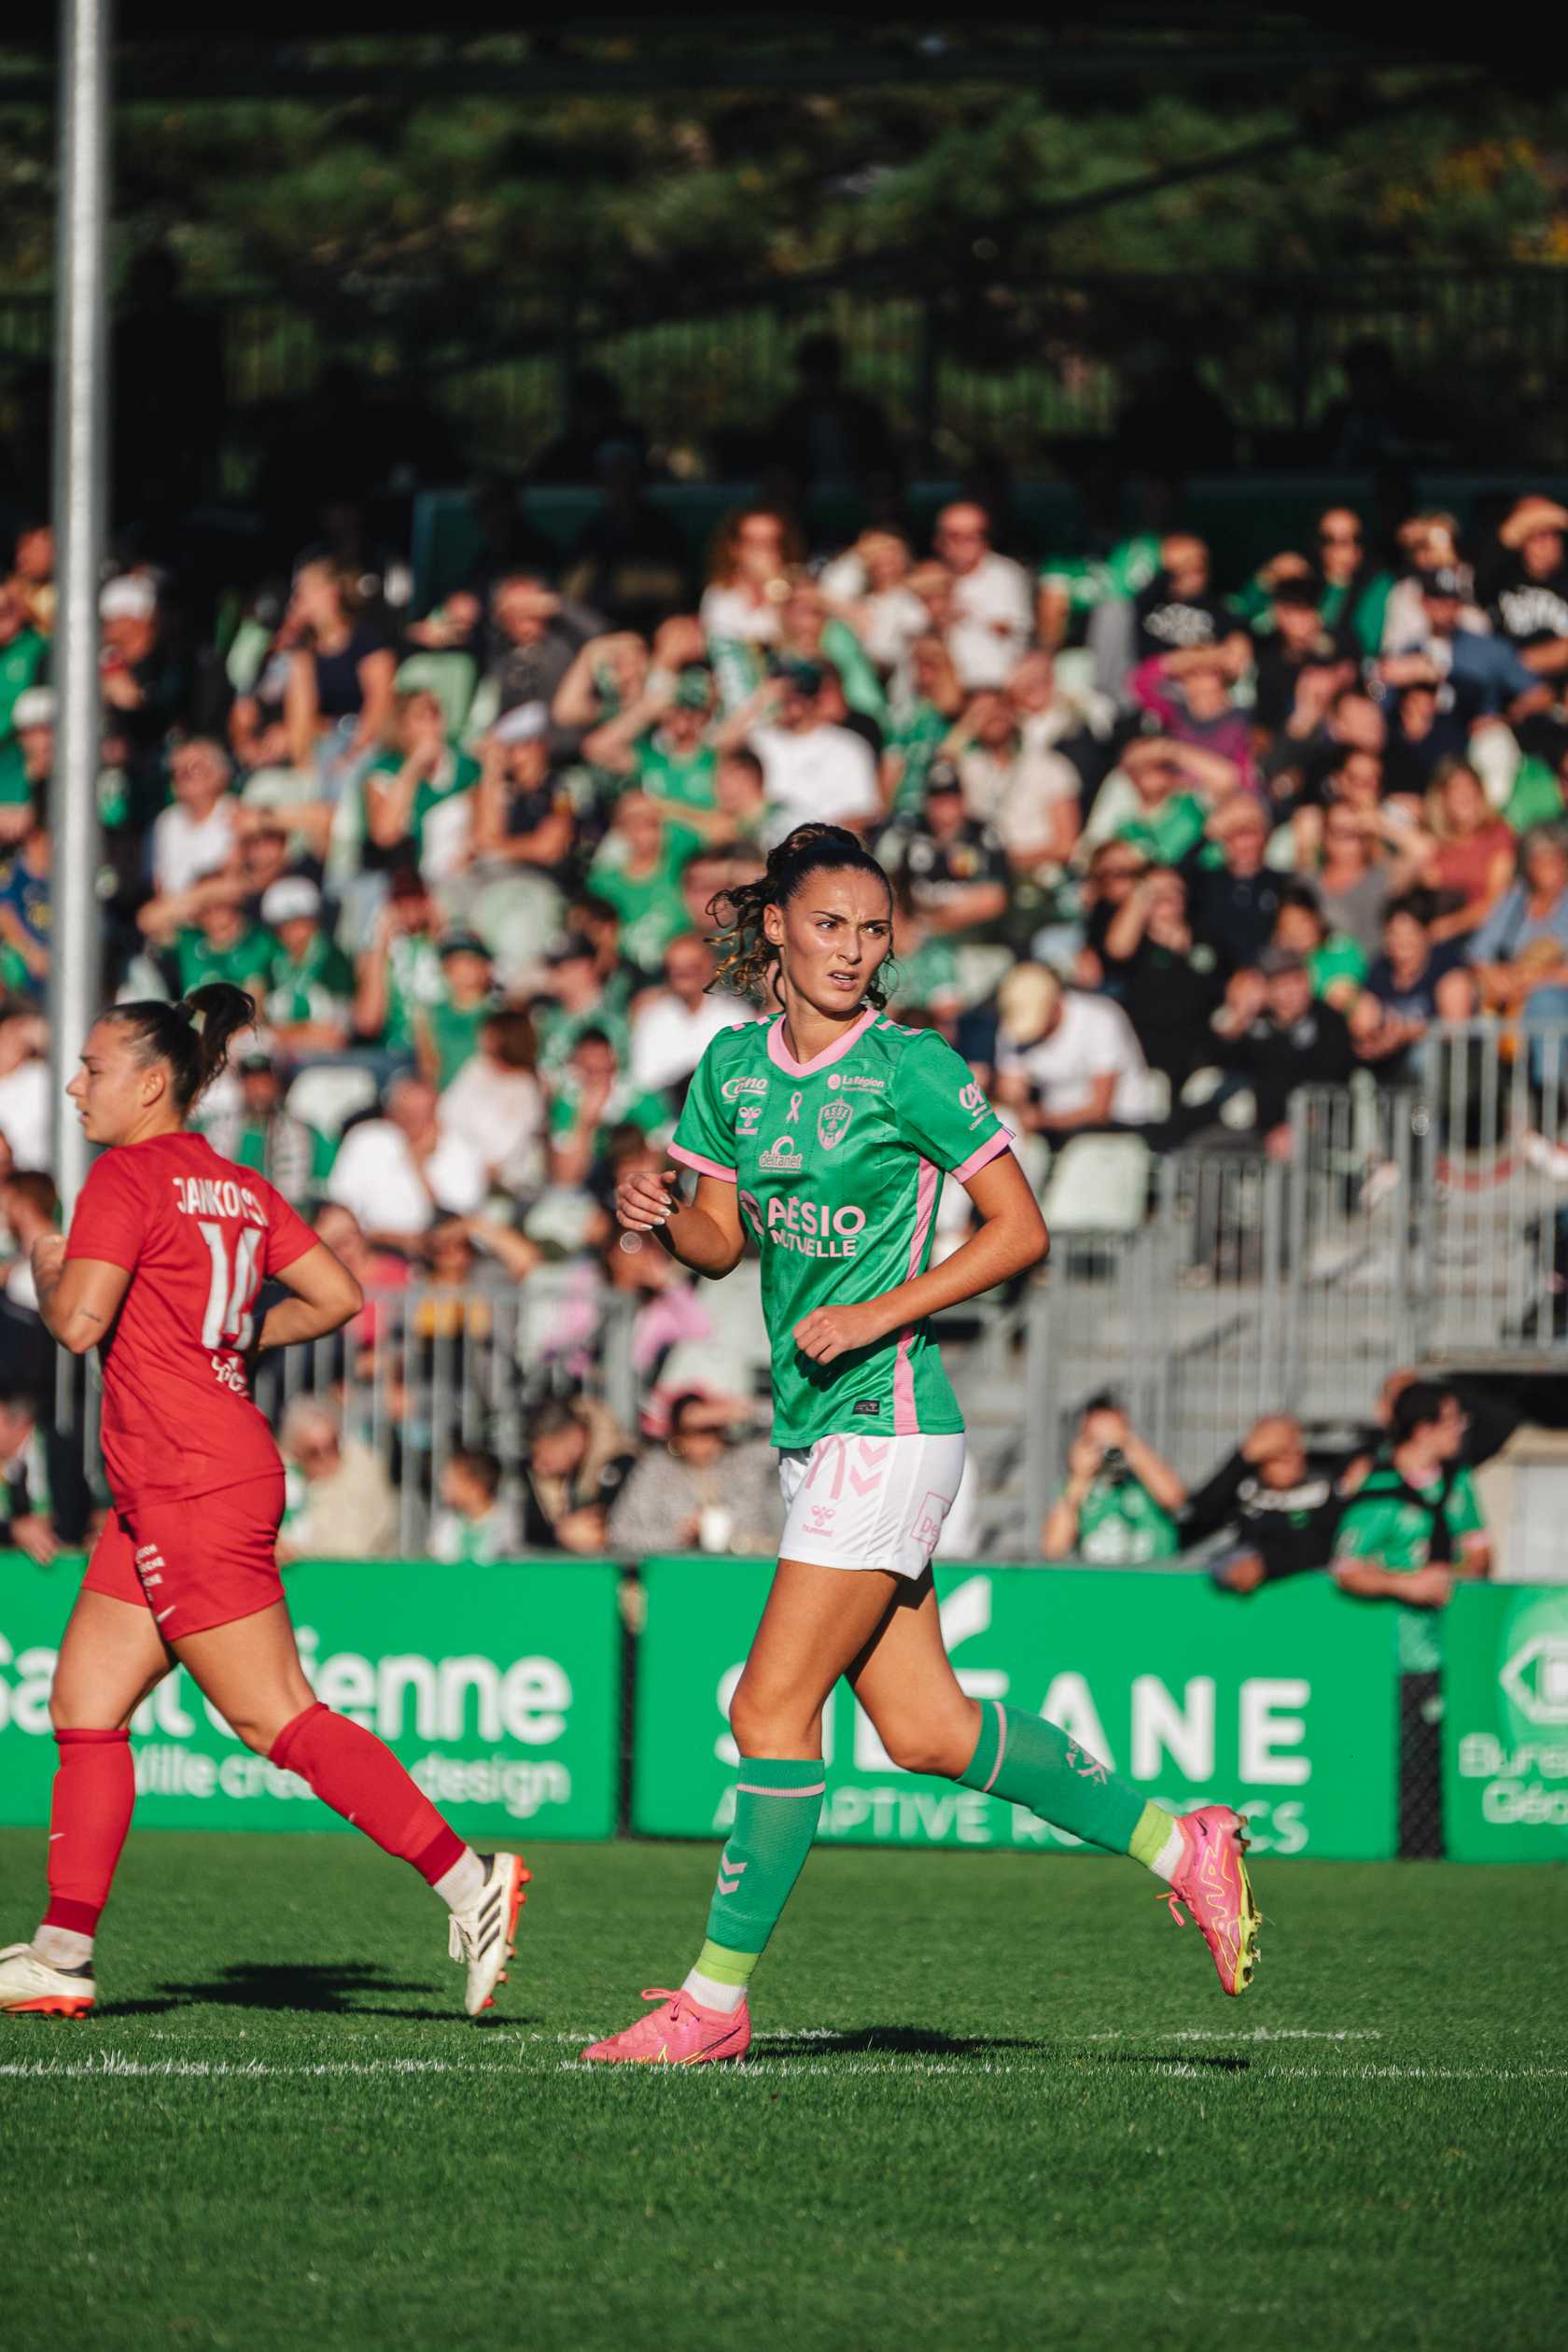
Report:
105,984,257,1113
707,822,894,1008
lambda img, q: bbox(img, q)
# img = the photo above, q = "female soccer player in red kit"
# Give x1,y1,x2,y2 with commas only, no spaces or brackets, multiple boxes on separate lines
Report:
0,985,528,2022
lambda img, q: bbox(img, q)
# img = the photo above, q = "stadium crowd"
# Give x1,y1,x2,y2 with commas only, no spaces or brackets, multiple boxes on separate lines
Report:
0,434,1561,1574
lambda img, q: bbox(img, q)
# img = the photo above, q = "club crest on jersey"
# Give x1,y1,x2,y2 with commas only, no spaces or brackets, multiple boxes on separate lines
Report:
759,1134,804,1172
817,1099,853,1151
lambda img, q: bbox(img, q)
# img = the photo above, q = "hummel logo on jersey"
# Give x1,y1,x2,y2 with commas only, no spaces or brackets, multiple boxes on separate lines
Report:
760,1135,804,1172
736,1102,763,1134
817,1099,852,1150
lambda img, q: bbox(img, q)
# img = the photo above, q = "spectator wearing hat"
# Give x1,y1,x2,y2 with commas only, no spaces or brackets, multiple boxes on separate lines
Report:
992,962,1157,1139
326,1072,486,1255
99,572,187,782
629,931,753,1101
1379,566,1551,734
585,644,721,818
1216,945,1356,1155
933,502,1033,691
878,759,1010,948
260,875,354,1055
532,929,632,1083
1251,574,1361,738
363,685,482,891
3,686,54,838
471,702,577,879
1489,497,1568,683
415,930,497,1091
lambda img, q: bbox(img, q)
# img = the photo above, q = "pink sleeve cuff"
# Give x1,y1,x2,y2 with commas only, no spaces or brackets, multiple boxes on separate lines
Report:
668,1142,736,1183
950,1127,1014,1186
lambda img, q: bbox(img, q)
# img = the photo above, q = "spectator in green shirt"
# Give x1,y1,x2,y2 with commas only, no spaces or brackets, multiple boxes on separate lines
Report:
415,929,497,1091
1042,1396,1187,1565
363,685,482,889
0,578,47,805
217,1052,335,1211
1333,1380,1491,1672
260,876,354,1055
546,1027,670,1189
170,898,275,999
587,791,703,978
582,627,721,814
353,866,445,1057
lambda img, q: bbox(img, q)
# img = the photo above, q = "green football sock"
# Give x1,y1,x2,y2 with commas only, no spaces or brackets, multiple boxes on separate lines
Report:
684,1756,826,2007
959,1699,1176,1864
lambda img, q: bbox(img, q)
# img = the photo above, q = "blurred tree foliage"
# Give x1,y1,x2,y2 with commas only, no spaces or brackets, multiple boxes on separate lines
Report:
0,43,1565,354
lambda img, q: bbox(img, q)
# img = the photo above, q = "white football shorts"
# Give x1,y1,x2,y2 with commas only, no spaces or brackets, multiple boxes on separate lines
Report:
777,1430,968,1579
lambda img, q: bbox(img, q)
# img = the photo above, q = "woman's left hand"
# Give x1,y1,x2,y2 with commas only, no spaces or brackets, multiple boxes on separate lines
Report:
792,1299,892,1364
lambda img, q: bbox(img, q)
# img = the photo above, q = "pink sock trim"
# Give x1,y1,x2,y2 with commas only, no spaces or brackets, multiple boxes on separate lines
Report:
735,1780,826,1798
978,1700,1007,1796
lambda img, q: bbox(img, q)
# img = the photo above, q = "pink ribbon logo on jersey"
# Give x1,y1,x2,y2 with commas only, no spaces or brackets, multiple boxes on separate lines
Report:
817,1099,853,1151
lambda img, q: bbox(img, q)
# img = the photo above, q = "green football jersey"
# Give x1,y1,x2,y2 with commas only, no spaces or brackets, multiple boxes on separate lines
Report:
671,1008,1012,1449
1334,1463,1484,1673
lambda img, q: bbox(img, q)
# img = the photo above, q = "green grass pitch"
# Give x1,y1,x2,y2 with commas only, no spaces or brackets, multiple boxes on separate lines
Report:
2,1829,1563,2352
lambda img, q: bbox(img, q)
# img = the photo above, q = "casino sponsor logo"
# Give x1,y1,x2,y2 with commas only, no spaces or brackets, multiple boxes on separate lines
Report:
721,1073,769,1102
765,1197,865,1256
818,1099,853,1151
759,1134,804,1173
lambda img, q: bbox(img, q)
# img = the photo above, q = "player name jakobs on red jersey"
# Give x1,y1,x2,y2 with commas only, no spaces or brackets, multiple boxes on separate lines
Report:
64,1132,316,1505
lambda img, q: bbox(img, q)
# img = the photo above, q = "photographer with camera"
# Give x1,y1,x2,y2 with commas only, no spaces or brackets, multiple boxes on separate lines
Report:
1042,1394,1185,1564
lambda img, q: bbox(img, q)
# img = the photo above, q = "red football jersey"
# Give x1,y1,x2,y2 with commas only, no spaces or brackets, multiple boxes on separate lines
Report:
65,1131,317,1505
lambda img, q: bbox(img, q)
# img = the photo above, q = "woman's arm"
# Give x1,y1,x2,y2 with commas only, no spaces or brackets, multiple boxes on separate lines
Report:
285,649,320,769
254,1241,363,1354
31,1238,130,1355
364,756,424,852
616,1165,746,1279
350,647,398,751
793,1150,1046,1365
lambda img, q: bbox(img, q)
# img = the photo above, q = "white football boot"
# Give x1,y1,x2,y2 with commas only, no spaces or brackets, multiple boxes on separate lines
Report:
447,1854,530,2018
0,1941,96,2019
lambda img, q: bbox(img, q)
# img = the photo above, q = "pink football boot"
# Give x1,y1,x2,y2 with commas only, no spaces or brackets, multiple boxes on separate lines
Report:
1163,1804,1262,1995
581,1987,752,2065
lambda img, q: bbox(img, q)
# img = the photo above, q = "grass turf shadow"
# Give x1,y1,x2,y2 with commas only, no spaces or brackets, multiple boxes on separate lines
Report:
753,2025,1051,2061
143,1960,524,2023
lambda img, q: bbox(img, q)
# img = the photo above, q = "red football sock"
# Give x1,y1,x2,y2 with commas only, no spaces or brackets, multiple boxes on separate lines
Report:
270,1703,467,1886
42,1729,136,1939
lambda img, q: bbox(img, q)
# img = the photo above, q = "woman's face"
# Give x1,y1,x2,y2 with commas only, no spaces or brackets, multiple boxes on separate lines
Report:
735,514,784,583
293,562,340,631
1323,811,1368,865
1442,769,1486,831
1525,841,1568,900
861,532,908,590
1383,911,1427,969
1274,903,1321,957
766,864,893,1019
67,1018,163,1146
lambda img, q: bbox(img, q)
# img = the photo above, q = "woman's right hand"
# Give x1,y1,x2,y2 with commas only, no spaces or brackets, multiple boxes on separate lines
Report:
616,1167,679,1233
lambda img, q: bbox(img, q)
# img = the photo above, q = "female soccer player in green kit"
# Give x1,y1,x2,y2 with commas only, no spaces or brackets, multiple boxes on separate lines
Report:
582,824,1258,2065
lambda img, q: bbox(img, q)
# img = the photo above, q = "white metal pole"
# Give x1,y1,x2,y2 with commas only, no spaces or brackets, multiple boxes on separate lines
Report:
49,0,112,1216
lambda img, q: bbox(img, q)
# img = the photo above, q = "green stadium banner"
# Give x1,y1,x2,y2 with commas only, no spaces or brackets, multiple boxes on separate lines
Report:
0,1555,621,1841
1442,1581,1568,1862
633,1560,1399,1860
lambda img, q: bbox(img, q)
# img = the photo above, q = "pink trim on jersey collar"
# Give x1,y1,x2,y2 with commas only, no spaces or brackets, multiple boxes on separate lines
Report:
765,1003,880,1078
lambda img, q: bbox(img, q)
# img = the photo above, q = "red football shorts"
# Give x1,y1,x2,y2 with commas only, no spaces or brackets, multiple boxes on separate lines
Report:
82,1471,287,1640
